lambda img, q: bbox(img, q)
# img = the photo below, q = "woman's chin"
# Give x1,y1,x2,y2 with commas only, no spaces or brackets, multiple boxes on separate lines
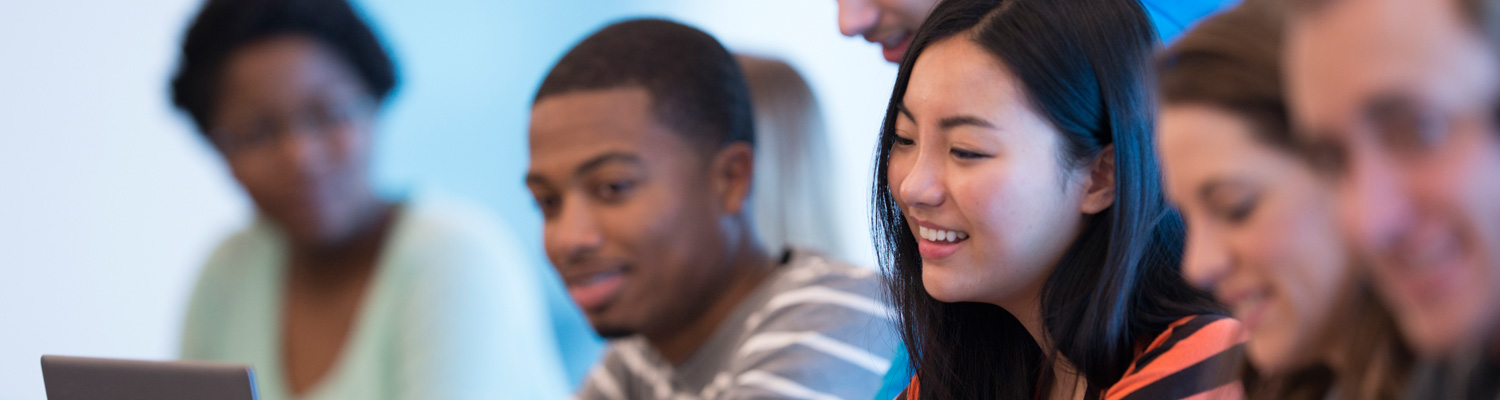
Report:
922,266,979,303
1245,327,1316,376
926,288,966,303
1245,340,1290,375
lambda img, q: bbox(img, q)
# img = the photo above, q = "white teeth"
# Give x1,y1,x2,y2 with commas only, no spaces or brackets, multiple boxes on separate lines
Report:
916,226,967,243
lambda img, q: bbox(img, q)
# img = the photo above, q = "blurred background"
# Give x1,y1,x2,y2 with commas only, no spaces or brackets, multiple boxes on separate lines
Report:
0,0,895,398
0,0,1224,397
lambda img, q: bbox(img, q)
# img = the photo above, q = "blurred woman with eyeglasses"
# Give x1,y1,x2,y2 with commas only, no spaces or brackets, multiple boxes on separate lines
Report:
168,0,581,398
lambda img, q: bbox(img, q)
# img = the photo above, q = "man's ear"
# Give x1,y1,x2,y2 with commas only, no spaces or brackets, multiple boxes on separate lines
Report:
1079,144,1116,215
710,142,755,214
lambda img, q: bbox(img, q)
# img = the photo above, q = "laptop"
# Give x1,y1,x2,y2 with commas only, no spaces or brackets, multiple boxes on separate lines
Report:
41,355,258,400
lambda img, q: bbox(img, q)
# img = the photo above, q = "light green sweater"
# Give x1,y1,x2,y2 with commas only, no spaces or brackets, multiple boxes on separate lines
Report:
180,192,572,400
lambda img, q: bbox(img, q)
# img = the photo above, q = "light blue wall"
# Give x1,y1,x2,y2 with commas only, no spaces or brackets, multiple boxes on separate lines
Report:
352,0,711,385
360,0,687,244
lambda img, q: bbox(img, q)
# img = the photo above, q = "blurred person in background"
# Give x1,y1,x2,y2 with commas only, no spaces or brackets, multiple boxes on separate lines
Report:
834,0,1236,63
735,54,846,261
1156,1,1413,398
1283,0,1500,397
168,0,576,398
738,54,908,400
527,19,899,399
873,0,1242,398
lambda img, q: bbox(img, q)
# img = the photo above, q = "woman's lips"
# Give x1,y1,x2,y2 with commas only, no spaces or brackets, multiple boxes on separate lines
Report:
1225,288,1272,332
915,225,969,260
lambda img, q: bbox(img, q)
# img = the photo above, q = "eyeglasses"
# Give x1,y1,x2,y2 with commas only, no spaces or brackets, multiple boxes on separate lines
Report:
209,97,374,154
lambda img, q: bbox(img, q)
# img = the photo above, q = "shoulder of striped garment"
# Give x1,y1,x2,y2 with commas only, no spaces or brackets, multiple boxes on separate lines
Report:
745,253,889,329
696,254,899,400
579,254,897,400
576,338,682,400
1104,314,1250,400
775,251,880,285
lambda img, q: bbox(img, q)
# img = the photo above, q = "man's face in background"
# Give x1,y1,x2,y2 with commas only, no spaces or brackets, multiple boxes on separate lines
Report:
836,0,935,62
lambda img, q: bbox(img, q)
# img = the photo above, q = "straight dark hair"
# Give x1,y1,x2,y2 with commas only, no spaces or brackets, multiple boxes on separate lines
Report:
871,0,1222,398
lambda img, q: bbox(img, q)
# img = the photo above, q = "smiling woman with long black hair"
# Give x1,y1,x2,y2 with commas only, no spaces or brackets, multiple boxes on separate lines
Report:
872,0,1246,398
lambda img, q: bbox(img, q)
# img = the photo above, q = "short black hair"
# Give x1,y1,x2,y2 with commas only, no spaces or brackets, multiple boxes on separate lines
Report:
170,0,398,134
534,19,755,150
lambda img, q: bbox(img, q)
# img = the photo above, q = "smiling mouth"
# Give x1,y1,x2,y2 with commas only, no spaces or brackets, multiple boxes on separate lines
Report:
880,33,913,63
918,226,968,243
877,32,909,47
1226,288,1272,331
1382,224,1467,305
566,267,627,312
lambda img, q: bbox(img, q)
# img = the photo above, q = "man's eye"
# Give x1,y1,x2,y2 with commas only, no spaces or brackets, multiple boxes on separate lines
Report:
534,196,561,216
1385,111,1448,151
1368,98,1452,153
596,181,637,201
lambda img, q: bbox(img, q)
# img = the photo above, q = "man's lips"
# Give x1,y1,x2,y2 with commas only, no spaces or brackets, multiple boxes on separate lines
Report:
882,34,913,63
1383,224,1466,307
1385,249,1465,311
563,266,628,312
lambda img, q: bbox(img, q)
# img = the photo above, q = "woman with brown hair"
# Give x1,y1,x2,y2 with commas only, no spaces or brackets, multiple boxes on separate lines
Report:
735,54,845,260
1155,1,1414,398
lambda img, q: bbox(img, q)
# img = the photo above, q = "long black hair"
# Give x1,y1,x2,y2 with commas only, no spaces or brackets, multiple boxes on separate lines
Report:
871,0,1222,398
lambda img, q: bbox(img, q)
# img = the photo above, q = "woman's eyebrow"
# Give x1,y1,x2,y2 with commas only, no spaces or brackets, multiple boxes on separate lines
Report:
896,105,997,131
938,115,997,130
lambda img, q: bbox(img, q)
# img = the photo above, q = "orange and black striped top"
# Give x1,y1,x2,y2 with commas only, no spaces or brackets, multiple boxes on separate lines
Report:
901,314,1248,400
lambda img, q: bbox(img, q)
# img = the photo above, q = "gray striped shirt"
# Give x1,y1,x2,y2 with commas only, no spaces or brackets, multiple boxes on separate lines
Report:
576,250,900,400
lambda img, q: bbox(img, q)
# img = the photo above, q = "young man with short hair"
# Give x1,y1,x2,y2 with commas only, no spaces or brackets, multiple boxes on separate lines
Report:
525,19,899,400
